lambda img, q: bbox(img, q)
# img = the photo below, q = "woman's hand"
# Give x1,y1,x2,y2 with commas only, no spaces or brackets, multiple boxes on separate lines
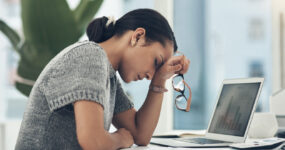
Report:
116,128,134,148
152,55,190,85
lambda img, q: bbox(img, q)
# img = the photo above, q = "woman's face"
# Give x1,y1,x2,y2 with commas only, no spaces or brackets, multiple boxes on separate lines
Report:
118,32,173,83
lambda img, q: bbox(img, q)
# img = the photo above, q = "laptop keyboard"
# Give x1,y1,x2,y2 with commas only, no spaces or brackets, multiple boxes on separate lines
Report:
175,138,232,144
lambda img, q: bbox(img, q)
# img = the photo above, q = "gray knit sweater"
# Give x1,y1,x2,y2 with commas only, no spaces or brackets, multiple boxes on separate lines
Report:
15,40,134,150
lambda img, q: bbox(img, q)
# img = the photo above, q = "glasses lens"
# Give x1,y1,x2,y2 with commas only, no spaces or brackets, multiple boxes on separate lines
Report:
175,95,188,110
172,76,184,91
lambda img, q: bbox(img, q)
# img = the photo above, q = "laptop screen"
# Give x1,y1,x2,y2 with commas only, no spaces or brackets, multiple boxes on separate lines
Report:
208,82,261,137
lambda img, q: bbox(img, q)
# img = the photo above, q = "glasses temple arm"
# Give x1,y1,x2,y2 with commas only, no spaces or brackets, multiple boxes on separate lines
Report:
183,80,192,112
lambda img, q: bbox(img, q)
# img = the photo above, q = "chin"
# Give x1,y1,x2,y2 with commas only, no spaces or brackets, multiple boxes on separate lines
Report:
118,68,133,83
121,75,132,83
124,79,132,83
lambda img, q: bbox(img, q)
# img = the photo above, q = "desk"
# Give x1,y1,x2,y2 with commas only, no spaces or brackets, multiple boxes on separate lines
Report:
122,139,285,150
123,144,232,149
123,144,285,150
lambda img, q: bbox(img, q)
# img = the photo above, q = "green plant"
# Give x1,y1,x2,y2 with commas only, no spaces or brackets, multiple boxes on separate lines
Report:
0,0,103,96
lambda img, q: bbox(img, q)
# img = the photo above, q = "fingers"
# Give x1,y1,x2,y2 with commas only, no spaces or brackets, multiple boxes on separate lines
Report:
169,55,184,65
180,58,190,74
169,55,190,74
171,64,182,72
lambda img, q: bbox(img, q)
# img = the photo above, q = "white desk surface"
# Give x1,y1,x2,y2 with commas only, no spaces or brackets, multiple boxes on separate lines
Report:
122,138,285,150
123,130,230,149
121,130,284,150
123,144,232,150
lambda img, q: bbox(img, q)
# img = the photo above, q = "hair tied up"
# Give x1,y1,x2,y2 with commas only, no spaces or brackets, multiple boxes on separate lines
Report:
86,16,116,43
106,16,116,27
87,9,177,51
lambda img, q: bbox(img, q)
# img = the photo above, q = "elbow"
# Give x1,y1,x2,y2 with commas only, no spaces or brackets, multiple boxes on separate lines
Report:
77,132,102,150
134,136,151,146
132,128,152,146
78,137,90,150
135,139,150,146
78,141,92,150
77,136,95,150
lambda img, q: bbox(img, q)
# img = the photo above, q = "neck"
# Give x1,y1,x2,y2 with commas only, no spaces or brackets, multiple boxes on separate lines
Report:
98,34,130,71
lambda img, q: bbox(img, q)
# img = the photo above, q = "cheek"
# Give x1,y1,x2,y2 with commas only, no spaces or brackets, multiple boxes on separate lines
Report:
118,49,154,82
118,56,136,82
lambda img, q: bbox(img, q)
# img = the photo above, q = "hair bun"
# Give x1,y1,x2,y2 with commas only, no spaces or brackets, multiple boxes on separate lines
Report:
87,16,116,43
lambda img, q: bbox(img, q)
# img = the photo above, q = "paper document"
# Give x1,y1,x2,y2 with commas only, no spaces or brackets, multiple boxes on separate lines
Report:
152,130,206,138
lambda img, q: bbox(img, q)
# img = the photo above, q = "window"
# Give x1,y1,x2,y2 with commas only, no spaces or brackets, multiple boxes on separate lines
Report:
173,0,272,130
0,0,25,122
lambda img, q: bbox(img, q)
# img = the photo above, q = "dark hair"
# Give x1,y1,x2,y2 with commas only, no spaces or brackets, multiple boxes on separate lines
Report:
86,9,178,52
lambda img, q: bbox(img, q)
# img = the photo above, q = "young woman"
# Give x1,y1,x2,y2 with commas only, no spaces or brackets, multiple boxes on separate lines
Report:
15,9,190,150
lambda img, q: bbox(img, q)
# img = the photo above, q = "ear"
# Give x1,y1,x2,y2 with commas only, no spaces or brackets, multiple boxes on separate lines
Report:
130,28,146,47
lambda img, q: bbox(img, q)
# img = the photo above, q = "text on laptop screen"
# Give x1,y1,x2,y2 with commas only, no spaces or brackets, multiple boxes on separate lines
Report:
208,83,261,136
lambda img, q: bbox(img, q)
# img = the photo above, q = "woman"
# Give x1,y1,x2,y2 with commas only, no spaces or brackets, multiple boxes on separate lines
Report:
16,9,190,150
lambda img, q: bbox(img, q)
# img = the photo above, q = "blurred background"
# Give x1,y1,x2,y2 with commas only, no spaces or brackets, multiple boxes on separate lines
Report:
0,0,282,149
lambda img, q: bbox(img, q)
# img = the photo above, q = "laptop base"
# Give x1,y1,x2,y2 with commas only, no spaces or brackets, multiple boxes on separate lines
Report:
150,137,233,148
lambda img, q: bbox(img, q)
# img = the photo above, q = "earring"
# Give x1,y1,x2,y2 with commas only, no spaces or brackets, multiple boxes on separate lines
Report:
131,40,136,46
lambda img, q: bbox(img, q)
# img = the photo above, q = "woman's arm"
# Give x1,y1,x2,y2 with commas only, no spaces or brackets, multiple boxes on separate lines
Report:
74,100,134,150
112,55,190,146
112,78,166,146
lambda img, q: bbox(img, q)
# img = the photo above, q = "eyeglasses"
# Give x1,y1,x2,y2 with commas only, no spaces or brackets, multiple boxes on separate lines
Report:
172,74,192,112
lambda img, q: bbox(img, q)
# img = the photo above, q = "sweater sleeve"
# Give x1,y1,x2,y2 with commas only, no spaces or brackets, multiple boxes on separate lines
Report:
113,80,134,115
40,42,109,112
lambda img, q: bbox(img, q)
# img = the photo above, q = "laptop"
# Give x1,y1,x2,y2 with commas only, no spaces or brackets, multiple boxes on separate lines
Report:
151,78,264,148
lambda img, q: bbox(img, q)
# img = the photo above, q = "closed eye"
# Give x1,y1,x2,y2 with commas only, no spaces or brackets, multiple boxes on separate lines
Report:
154,57,164,70
154,58,158,68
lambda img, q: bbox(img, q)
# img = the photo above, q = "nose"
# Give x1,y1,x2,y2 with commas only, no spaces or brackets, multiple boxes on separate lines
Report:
145,72,154,80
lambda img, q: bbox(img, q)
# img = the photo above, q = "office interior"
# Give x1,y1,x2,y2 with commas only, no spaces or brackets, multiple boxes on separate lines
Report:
0,0,284,149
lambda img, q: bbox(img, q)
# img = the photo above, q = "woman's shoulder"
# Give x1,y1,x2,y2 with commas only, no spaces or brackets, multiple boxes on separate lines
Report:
65,40,103,55
53,40,106,62
40,40,108,78
36,40,109,90
71,40,100,49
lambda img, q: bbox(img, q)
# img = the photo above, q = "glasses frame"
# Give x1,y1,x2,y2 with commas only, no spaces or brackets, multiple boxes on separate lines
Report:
172,74,192,112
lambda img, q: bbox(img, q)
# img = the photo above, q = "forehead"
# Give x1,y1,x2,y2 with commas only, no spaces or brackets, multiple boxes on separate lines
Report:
151,41,174,60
